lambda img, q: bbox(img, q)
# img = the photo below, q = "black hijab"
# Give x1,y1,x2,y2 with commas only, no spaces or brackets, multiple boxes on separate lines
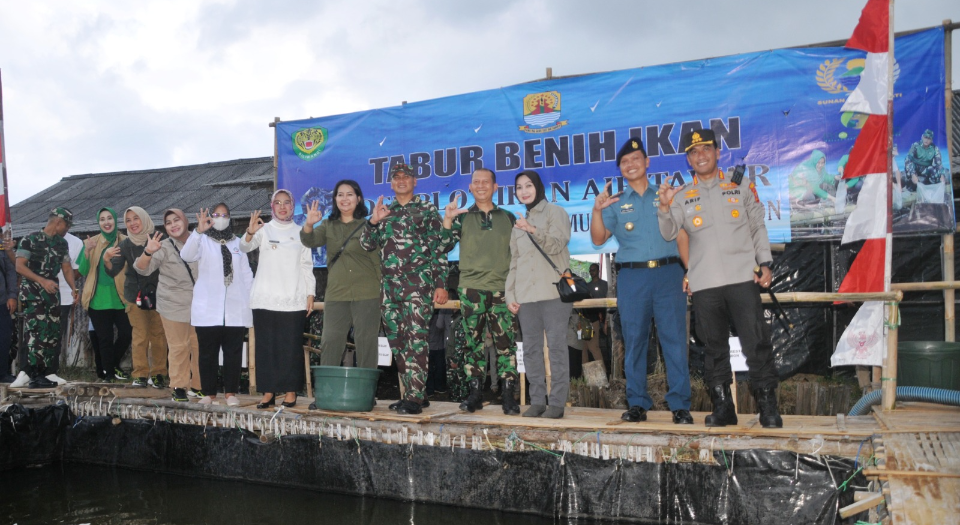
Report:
516,170,547,211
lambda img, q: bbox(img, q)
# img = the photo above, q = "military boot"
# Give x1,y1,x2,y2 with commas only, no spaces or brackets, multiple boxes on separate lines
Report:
704,382,738,427
501,378,520,415
753,386,784,428
459,379,484,413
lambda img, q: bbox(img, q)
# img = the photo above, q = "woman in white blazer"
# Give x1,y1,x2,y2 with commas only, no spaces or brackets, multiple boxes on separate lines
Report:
179,202,254,406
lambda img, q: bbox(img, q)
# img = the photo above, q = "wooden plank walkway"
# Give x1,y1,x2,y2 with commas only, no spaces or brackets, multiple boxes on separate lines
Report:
865,404,960,525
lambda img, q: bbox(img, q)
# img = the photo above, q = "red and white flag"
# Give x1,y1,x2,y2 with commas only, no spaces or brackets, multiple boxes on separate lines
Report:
832,0,890,368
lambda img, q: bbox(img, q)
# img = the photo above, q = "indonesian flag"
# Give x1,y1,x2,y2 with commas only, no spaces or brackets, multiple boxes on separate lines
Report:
832,0,890,368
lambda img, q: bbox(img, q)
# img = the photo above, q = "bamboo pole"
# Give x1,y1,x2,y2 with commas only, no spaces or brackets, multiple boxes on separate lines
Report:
881,0,896,412
882,301,900,411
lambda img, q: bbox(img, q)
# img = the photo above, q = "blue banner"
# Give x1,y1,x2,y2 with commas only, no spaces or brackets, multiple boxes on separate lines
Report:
278,28,951,266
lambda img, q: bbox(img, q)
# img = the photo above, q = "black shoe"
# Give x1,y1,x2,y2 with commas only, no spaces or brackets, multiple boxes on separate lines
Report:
28,376,57,389
308,402,318,410
0,374,16,383
114,368,130,380
150,375,165,389
396,400,423,415
621,406,647,422
172,388,189,402
131,377,148,388
501,378,520,415
705,382,738,427
672,409,694,424
281,395,297,408
256,395,276,409
459,379,484,413
753,386,783,428
388,400,402,410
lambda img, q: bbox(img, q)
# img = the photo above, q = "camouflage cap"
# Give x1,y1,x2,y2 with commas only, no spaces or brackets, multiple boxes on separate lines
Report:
922,129,934,139
389,163,415,179
50,206,73,226
680,129,718,152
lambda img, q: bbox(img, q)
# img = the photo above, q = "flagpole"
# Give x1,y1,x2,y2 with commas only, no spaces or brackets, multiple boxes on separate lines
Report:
881,0,899,411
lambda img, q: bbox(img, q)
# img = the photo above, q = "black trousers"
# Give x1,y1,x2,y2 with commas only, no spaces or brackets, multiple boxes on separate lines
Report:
692,281,778,390
51,305,73,374
195,325,246,395
87,308,133,377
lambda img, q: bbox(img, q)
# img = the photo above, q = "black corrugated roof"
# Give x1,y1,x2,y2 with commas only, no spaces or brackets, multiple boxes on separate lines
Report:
10,157,274,237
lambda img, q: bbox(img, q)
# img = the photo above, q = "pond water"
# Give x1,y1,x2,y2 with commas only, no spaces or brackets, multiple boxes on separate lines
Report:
0,463,614,525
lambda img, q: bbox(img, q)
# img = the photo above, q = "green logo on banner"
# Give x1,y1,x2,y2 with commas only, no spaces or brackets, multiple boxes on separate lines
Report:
293,127,328,161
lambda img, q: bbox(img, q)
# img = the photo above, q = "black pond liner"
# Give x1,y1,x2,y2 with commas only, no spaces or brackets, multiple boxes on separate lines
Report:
1,404,866,524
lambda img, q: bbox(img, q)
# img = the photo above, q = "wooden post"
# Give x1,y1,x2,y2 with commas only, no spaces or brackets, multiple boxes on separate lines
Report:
882,301,899,411
520,372,526,405
303,347,313,399
943,20,955,342
730,370,739,414
543,331,551,397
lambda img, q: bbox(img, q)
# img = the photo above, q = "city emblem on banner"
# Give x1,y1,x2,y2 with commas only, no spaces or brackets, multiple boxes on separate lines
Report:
292,127,328,161
519,91,568,133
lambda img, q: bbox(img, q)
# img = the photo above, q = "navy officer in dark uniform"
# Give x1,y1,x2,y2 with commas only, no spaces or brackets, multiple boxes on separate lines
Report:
657,129,782,428
591,137,692,424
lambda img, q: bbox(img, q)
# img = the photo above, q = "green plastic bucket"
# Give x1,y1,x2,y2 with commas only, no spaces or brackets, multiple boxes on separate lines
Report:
897,341,960,390
310,366,381,412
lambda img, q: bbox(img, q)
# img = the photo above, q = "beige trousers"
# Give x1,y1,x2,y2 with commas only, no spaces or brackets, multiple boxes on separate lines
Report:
126,305,168,378
582,320,604,364
159,315,200,390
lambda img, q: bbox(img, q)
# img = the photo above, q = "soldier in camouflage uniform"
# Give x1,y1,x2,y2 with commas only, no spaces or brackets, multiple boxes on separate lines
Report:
360,163,449,415
440,168,521,415
15,207,77,388
445,309,469,402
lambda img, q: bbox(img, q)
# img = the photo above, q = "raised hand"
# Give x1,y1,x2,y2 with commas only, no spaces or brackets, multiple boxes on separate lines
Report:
195,208,212,233
305,200,323,226
247,210,264,236
83,235,98,251
514,214,536,234
443,201,469,218
370,196,391,224
658,183,683,211
145,232,163,255
104,246,121,259
593,181,623,211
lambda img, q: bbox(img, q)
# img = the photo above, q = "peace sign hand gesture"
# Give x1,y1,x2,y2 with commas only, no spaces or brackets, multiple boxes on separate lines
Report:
195,208,213,234
593,181,623,212
145,231,163,255
658,184,683,212
247,210,264,236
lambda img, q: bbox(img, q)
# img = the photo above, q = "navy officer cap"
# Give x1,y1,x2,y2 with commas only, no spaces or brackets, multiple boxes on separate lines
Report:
615,137,647,166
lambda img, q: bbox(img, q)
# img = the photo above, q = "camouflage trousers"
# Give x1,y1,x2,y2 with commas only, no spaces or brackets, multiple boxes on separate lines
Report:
20,281,61,375
382,293,432,403
446,313,468,402
458,288,518,381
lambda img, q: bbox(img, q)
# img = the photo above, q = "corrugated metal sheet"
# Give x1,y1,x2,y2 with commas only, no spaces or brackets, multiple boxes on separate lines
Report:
10,157,274,237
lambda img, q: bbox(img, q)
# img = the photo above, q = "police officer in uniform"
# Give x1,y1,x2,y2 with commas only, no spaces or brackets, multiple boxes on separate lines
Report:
657,130,782,428
592,138,693,424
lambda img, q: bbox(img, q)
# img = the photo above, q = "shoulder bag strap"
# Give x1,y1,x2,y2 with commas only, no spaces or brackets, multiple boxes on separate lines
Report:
169,238,195,285
525,232,563,277
328,221,367,268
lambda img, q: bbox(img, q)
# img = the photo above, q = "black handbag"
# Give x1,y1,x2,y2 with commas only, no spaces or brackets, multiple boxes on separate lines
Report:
525,233,591,303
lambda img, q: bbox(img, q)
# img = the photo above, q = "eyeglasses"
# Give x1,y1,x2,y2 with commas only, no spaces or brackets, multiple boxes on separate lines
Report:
210,213,229,218
273,201,292,207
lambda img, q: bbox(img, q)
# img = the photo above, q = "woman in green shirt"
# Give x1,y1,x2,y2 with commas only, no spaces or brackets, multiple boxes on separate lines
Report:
300,180,382,370
77,208,132,381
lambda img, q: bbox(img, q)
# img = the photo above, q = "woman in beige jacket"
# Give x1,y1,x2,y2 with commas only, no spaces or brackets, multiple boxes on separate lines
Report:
505,170,572,419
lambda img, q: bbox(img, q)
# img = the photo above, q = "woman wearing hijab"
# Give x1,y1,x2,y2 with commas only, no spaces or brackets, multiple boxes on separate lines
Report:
505,170,572,419
241,189,316,409
180,203,253,406
788,150,834,207
106,207,168,388
133,209,202,402
300,180,381,372
77,208,133,381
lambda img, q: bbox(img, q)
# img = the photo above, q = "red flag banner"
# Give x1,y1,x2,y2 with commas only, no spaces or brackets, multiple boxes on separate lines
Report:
846,0,889,53
843,114,888,179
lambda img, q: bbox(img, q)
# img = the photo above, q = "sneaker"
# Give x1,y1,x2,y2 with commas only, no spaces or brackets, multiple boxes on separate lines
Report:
29,376,58,389
188,388,204,398
10,371,30,388
172,388,189,402
131,377,148,388
197,396,214,405
45,374,68,385
114,368,130,380
225,395,240,407
0,373,17,383
149,375,166,389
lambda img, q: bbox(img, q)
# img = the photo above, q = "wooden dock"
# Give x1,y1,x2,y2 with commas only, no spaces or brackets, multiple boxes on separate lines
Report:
4,383,960,523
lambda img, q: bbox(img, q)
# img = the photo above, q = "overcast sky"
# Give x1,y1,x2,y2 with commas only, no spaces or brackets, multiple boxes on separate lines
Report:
1,0,957,206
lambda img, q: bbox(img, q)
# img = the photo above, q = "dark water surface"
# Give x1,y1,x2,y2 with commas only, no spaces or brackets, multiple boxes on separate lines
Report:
0,463,611,525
